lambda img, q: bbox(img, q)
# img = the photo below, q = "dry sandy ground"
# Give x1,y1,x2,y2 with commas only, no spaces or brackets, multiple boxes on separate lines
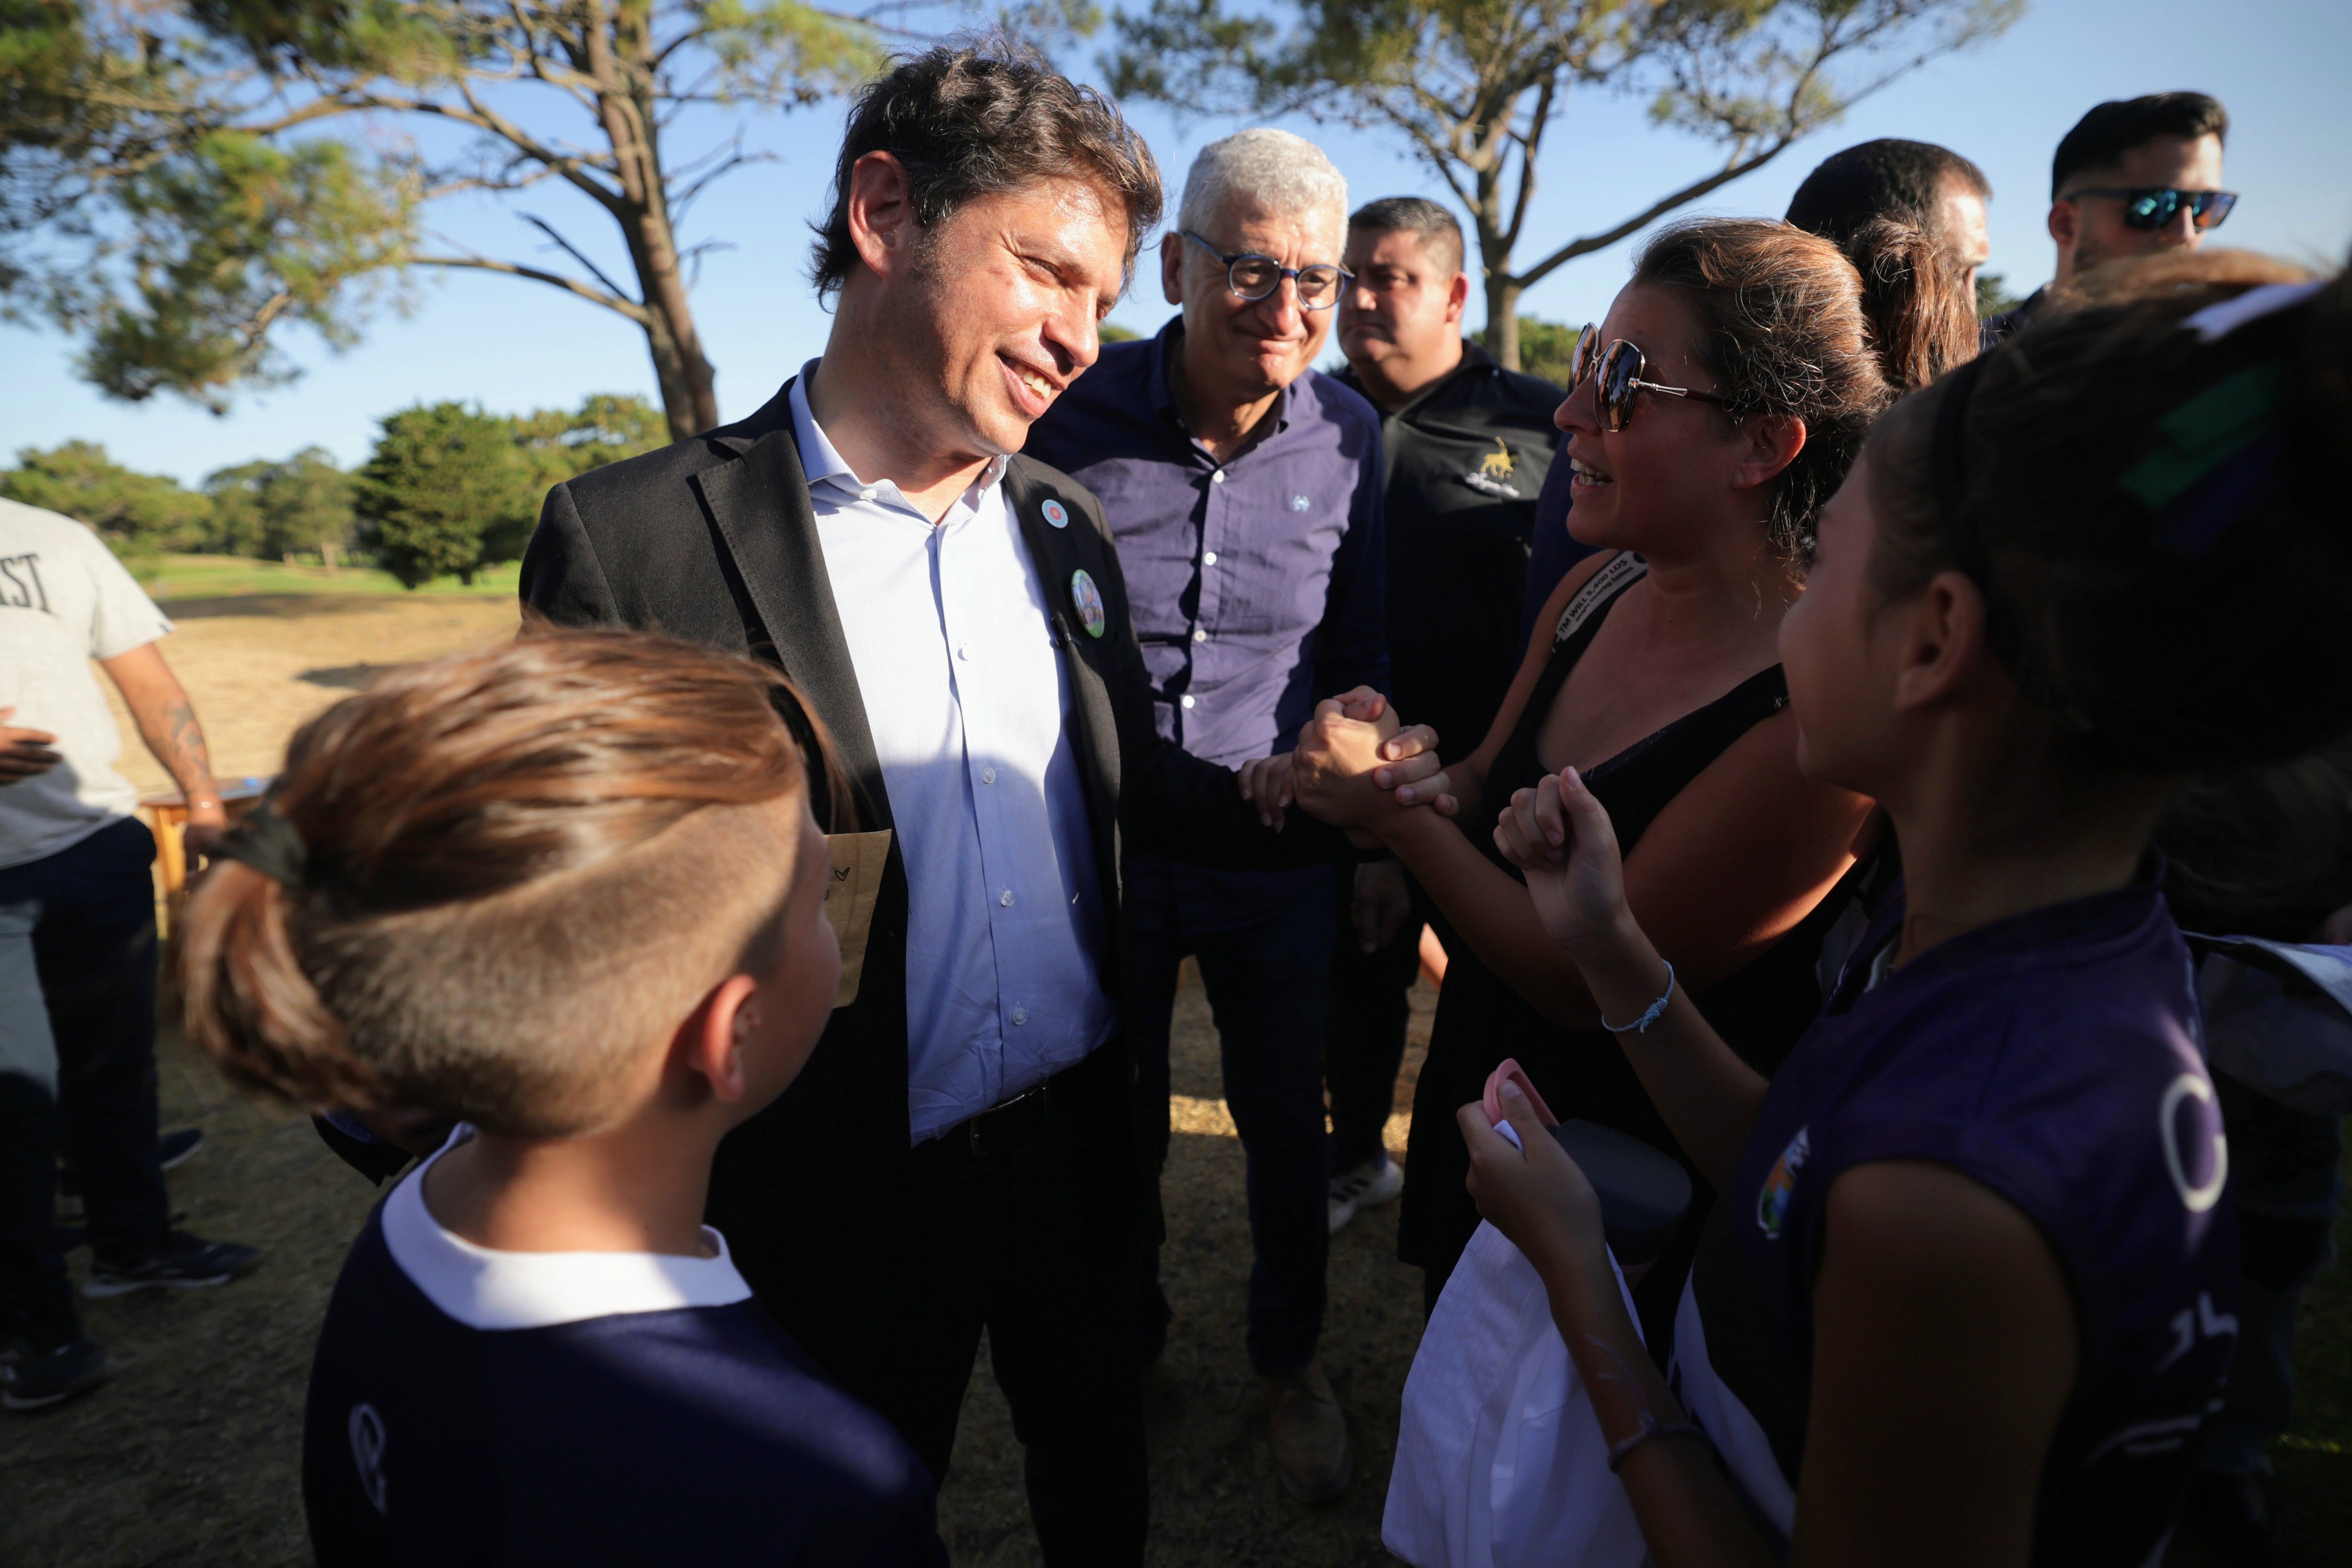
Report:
7,591,1438,1566
96,594,525,794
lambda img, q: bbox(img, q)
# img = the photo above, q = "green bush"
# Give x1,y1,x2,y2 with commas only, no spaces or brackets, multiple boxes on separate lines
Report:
353,402,536,588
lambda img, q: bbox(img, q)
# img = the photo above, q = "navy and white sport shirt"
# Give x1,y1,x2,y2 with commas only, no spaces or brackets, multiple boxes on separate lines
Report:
1676,870,2237,1565
303,1136,946,1567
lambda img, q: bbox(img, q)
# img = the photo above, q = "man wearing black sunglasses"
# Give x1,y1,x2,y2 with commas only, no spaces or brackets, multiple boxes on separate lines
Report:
1990,91,2233,340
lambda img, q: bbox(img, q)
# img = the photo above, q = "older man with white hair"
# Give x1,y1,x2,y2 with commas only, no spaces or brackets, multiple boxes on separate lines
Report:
1025,126,1385,1502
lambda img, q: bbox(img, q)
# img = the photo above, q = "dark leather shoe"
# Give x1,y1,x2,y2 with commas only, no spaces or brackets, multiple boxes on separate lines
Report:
1264,1361,1351,1503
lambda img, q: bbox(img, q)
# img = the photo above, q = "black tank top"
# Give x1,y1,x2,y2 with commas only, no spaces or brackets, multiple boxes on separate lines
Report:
1400,553,1854,1347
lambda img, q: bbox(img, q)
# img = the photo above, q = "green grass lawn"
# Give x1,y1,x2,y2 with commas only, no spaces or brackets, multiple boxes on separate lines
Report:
139,553,522,600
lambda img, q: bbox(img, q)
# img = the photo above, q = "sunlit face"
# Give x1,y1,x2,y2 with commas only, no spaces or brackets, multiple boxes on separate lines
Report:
1937,179,1992,297
886,175,1130,463
1779,443,1901,796
734,797,841,1121
2054,133,2226,278
1337,226,1464,372
1555,283,1756,554
1162,198,1347,399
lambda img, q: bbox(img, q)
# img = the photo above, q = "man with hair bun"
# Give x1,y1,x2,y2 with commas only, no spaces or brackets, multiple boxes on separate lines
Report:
517,46,1444,1560
1324,194,1562,1250
1024,126,1387,1504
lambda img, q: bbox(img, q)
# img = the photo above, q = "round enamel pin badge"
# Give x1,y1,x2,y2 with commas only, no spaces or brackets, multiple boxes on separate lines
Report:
1070,568,1106,638
1042,498,1070,528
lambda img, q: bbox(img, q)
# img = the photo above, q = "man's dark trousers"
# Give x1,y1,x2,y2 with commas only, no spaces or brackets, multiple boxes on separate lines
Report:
731,1039,1149,1565
1323,871,1438,1175
0,817,171,1344
1127,856,1334,1375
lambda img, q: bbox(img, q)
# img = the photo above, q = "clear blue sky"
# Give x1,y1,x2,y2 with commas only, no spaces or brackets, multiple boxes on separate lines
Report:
5,0,2348,487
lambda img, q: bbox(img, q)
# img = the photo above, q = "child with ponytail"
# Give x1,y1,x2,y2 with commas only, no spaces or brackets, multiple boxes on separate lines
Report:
1470,261,2352,1564
178,630,944,1567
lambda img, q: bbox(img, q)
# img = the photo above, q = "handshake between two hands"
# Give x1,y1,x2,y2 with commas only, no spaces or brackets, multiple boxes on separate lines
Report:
1232,689,1635,961
1234,685,1455,843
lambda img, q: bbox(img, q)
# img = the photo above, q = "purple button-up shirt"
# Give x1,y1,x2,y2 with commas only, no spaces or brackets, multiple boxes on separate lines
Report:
1023,318,1388,772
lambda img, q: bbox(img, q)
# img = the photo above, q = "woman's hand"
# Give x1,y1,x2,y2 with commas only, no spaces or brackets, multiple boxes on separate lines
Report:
1457,1081,1609,1286
1492,768,1632,953
1239,687,1437,831
1291,699,1454,833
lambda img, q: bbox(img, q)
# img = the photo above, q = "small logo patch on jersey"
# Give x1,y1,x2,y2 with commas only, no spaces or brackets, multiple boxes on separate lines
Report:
1041,498,1070,528
1756,1126,1811,1238
349,1403,389,1515
1291,493,1311,511
1462,438,1524,498
1070,568,1106,638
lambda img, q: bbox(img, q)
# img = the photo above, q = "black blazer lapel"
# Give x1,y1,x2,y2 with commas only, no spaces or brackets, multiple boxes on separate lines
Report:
1002,461,1125,893
693,380,893,832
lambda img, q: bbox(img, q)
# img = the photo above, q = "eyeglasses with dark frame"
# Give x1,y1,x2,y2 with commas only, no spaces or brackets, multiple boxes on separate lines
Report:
1569,327,1734,433
2062,187,2239,232
1182,230,1353,311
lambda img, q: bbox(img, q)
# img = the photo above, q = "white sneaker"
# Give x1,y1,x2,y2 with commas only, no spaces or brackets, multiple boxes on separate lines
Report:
1327,1155,1404,1234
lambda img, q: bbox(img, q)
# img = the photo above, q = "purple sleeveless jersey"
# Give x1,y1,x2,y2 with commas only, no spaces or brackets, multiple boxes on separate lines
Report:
1673,870,2238,1565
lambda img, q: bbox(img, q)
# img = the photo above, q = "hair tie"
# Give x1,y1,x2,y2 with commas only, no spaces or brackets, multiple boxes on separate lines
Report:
214,802,309,886
2121,359,2285,559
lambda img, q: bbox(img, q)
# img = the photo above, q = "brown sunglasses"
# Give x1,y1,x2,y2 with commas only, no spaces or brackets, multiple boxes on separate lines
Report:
1569,327,1733,433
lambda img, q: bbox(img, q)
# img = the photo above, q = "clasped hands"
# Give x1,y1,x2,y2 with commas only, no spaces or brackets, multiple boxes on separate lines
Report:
1235,686,1455,843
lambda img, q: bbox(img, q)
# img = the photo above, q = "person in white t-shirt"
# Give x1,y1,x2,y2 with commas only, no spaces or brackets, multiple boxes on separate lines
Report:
0,497,260,1414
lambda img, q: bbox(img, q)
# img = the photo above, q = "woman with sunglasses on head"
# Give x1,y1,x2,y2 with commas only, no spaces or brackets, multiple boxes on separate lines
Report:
1290,217,1953,1332
1463,262,2352,1568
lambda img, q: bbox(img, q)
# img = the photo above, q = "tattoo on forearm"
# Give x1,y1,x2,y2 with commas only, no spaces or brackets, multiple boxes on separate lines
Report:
157,695,215,795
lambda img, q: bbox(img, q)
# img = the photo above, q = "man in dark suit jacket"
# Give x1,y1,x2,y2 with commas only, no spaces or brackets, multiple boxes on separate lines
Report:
519,45,1443,1566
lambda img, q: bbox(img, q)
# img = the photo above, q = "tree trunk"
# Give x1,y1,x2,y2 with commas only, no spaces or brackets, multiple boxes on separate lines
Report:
639,299,718,443
1485,273,1523,373
592,14,720,444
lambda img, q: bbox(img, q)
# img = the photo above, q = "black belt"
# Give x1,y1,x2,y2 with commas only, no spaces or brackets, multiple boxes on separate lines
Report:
910,1078,1054,1171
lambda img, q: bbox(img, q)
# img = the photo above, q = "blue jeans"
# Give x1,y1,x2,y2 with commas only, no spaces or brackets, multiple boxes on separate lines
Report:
0,818,170,1345
1128,857,1333,1376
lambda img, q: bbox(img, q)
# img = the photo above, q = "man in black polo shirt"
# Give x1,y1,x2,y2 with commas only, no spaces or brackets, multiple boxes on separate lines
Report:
1324,196,1561,1233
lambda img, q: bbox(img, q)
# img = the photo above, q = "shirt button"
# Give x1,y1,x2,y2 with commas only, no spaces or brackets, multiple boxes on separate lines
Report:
1179,695,1196,710
1211,470,1227,485
858,486,878,502
956,645,971,661
1201,550,1218,565
982,766,998,784
1192,628,1208,643
1011,1007,1028,1026
999,889,1015,907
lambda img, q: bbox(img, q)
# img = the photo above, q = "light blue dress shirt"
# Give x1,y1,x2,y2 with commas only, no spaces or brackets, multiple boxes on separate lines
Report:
791,368,1116,1143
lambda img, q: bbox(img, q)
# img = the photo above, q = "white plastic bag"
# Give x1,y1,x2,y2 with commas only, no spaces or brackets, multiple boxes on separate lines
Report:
1383,1220,1651,1568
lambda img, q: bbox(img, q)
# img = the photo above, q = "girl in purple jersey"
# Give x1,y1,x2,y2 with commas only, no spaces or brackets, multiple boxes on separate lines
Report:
1466,257,2352,1566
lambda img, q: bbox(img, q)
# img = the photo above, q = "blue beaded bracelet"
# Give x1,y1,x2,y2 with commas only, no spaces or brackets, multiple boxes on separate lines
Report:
1600,958,1676,1035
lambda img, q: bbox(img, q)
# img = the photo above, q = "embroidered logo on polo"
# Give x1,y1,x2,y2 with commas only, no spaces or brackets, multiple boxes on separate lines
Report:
1756,1126,1810,1239
349,1403,389,1514
1041,499,1070,529
1462,437,1524,498
1291,494,1311,511
1070,569,1106,638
